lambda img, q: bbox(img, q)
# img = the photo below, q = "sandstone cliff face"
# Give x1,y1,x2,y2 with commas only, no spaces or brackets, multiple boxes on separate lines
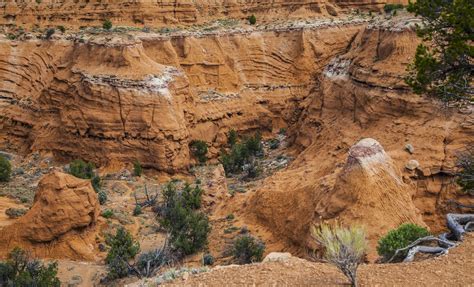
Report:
0,171,100,260
248,19,473,256
0,24,362,171
0,0,406,28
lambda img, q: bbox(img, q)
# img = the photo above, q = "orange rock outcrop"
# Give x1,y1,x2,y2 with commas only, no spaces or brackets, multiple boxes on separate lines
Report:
0,171,100,260
0,0,408,28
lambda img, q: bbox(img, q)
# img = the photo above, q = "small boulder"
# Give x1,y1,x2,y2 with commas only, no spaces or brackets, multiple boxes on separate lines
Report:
405,144,415,154
406,159,420,171
263,252,292,263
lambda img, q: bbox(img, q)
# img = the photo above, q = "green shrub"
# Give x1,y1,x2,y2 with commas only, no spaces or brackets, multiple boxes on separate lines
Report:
189,140,208,164
248,14,257,25
133,160,142,177
202,253,214,266
226,213,235,221
159,182,210,255
268,138,280,150
0,156,12,182
105,227,140,279
133,205,142,216
219,132,263,175
45,28,55,39
103,19,112,30
312,224,367,287
91,175,101,192
383,4,403,13
232,235,265,264
0,247,60,286
377,223,430,262
227,129,238,147
102,209,114,219
57,25,66,33
98,190,107,205
69,159,94,179
5,208,28,219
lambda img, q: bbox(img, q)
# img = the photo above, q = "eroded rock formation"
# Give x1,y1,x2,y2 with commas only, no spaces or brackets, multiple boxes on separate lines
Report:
246,18,473,258
0,0,408,28
0,171,100,260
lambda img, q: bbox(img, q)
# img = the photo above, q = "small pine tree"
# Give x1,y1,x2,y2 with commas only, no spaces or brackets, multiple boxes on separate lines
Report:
0,156,12,182
405,0,473,102
103,19,113,30
189,140,208,164
69,159,94,179
105,227,140,279
233,235,265,264
133,160,142,177
45,28,55,39
248,14,257,25
227,129,238,147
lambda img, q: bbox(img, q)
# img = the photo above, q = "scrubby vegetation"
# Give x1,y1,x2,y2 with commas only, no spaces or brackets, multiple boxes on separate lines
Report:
456,147,474,195
103,19,112,30
5,208,27,219
69,159,94,179
98,190,108,205
105,227,140,280
202,253,214,266
44,28,55,39
189,140,208,164
406,0,473,102
227,129,238,147
232,235,265,264
383,4,404,13
0,155,12,182
248,14,257,25
133,160,143,177
377,223,430,262
102,209,114,219
219,132,263,176
157,182,210,256
0,247,60,286
312,224,367,287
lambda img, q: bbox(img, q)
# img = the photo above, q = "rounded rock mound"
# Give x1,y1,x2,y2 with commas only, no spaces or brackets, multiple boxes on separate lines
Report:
0,171,100,259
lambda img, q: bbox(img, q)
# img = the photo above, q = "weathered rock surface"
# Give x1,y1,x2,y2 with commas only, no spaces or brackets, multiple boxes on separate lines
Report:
246,18,473,258
0,23,362,171
0,171,100,260
0,0,408,28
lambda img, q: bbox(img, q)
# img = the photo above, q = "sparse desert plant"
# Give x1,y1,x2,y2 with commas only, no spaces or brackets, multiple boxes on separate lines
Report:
312,224,367,287
0,156,12,182
57,25,66,33
202,253,214,266
98,190,107,205
158,182,210,255
105,227,140,279
91,175,101,192
5,208,28,219
248,14,257,25
69,159,94,179
219,132,263,175
227,129,238,147
133,160,143,177
0,247,60,286
133,205,142,216
377,223,430,262
456,147,474,195
268,138,280,150
103,19,113,30
44,28,55,39
232,235,265,264
102,209,114,219
383,4,404,13
189,140,208,164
